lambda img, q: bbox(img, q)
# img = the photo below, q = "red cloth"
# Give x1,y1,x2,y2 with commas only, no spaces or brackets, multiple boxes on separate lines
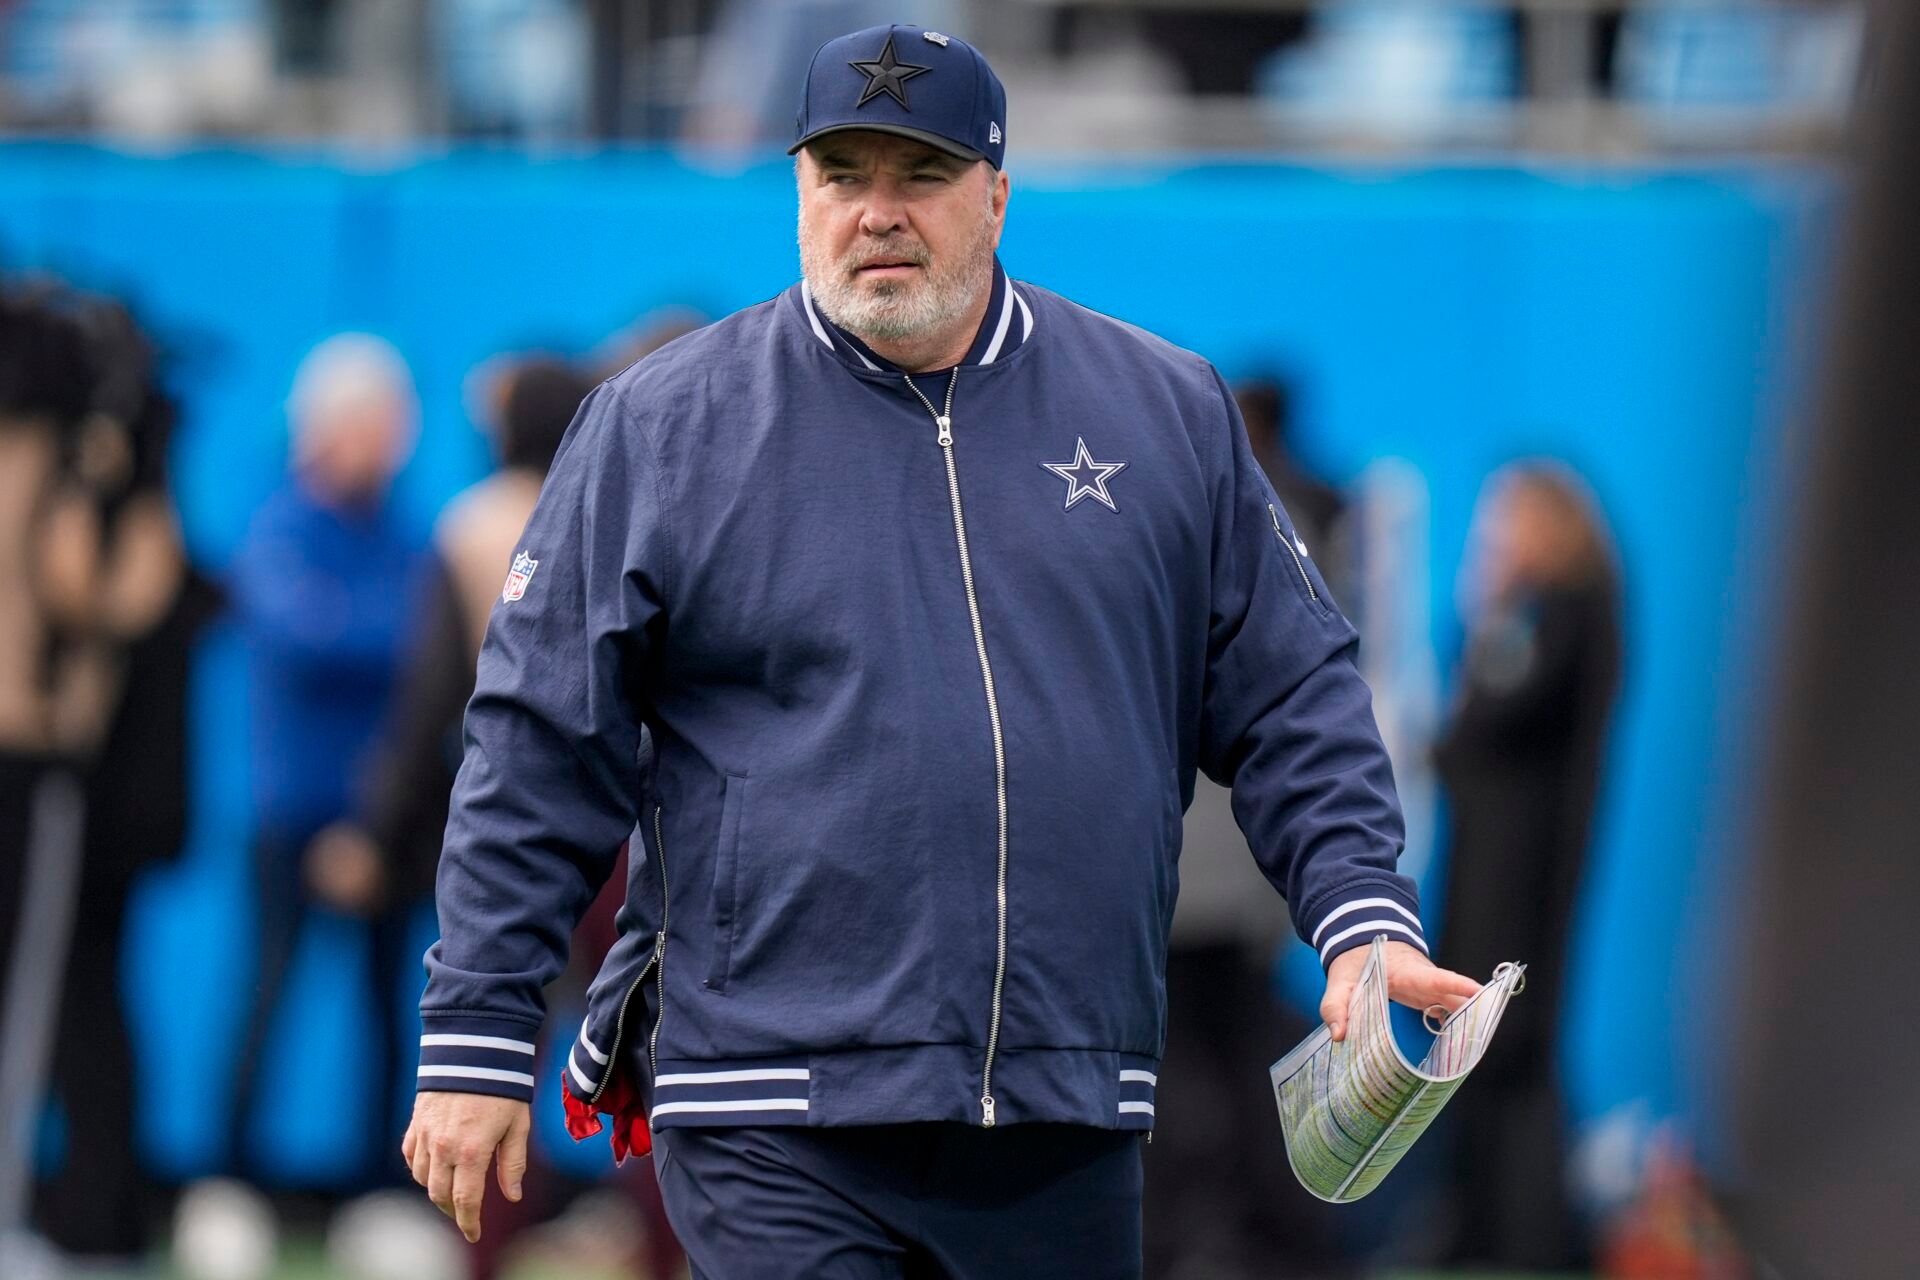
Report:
559,841,652,1163
561,1067,652,1164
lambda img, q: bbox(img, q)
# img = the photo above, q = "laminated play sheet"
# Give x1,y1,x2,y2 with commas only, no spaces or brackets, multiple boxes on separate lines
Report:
1270,935,1526,1203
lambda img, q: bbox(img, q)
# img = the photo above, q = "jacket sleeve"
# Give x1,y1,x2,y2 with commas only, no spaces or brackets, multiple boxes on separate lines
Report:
417,382,668,1101
1194,367,1428,971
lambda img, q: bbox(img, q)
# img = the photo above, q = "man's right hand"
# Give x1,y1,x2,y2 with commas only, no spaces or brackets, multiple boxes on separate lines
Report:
403,1091,531,1243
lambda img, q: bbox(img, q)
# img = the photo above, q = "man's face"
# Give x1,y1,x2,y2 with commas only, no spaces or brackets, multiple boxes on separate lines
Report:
295,395,410,507
797,132,1008,343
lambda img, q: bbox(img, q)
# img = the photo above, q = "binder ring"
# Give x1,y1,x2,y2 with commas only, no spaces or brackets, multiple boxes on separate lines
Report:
1423,1004,1451,1035
1491,961,1526,995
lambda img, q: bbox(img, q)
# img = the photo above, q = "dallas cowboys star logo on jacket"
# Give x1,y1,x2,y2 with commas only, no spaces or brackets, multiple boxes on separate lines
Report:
1041,437,1128,512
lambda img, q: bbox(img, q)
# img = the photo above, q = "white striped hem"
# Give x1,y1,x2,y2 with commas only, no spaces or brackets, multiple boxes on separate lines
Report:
651,1098,810,1117
418,1065,535,1087
655,1068,810,1087
1310,897,1425,948
568,1057,597,1095
1118,1069,1157,1085
1119,1101,1155,1117
1316,920,1429,962
419,1033,535,1055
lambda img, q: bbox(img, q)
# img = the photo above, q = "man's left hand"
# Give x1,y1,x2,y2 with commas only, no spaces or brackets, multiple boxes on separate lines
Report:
1320,941,1481,1042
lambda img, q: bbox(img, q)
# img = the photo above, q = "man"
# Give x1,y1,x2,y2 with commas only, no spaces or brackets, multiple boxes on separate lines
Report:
227,333,424,1184
306,357,597,928
406,25,1478,1277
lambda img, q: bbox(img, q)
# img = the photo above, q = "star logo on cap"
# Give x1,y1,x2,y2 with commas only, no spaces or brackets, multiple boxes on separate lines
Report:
849,33,931,109
1041,437,1129,512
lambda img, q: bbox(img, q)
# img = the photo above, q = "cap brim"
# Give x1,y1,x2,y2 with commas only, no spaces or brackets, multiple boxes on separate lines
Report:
788,123,986,165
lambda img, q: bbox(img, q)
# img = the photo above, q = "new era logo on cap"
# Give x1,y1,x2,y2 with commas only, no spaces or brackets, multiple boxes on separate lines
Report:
791,24,1009,169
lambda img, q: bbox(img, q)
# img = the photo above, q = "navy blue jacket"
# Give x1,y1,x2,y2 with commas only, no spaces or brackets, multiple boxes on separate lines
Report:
418,261,1428,1134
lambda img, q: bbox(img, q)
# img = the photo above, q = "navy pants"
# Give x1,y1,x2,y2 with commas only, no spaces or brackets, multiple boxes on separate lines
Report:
654,1123,1144,1279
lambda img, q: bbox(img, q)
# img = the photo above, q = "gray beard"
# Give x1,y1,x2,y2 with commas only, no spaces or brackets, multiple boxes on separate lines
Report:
799,217,997,345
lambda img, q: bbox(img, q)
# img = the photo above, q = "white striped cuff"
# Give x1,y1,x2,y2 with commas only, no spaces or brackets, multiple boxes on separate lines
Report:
416,1017,541,1102
1305,888,1428,968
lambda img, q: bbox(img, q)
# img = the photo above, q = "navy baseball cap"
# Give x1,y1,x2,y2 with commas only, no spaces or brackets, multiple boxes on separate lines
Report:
790,24,1007,169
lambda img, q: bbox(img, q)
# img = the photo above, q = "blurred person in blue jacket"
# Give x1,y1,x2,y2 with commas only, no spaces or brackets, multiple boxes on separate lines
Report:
307,352,689,1279
302,358,605,1208
307,358,594,928
223,333,426,1183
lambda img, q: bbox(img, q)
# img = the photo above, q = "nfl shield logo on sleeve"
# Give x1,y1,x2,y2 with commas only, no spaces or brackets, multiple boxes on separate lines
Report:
502,550,538,602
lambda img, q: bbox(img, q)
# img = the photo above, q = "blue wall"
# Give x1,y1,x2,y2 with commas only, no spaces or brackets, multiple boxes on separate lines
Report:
0,143,1831,1185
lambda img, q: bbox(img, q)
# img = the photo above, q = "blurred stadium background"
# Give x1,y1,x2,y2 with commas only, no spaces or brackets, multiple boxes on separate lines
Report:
0,1,1897,1278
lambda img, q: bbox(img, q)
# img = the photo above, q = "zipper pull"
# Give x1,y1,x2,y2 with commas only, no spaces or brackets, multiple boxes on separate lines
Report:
936,415,952,447
654,931,667,959
980,1093,997,1128
1269,503,1284,536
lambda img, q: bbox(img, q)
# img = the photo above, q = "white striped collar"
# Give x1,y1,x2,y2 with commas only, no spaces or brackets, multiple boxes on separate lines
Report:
797,256,1034,374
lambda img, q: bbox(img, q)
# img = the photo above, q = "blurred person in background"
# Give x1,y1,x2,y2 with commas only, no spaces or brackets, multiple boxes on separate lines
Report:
0,281,209,1269
1237,375,1351,602
1432,459,1623,1271
0,292,96,1079
38,301,221,1266
221,333,425,1195
304,351,686,1279
1148,792,1361,1280
306,357,591,938
589,307,708,384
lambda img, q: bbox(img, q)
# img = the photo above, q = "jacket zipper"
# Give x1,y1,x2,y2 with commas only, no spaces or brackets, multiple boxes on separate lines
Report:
648,804,670,1080
586,805,670,1108
588,954,652,1107
1268,503,1318,603
903,368,1010,1130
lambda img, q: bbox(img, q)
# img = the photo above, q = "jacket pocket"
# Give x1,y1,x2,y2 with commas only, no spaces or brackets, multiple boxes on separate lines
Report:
705,774,748,992
1268,502,1331,617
